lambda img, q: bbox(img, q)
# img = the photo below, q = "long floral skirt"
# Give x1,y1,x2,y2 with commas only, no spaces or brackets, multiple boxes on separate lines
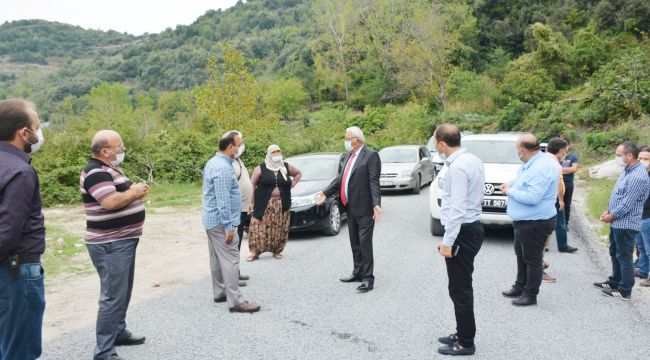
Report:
248,197,290,255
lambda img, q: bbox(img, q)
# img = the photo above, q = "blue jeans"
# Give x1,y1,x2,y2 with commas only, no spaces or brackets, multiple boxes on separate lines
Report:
555,209,568,251
87,239,139,360
634,218,650,277
608,228,638,294
0,262,45,360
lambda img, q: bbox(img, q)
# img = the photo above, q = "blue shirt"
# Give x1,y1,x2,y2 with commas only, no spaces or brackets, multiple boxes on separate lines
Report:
608,162,650,231
506,151,559,221
440,148,485,246
202,153,241,231
561,152,579,183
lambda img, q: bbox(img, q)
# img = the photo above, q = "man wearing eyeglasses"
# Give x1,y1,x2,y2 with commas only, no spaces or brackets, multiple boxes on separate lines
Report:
80,130,149,360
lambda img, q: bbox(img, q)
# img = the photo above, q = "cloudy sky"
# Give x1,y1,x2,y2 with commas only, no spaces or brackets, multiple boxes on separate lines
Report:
0,0,240,35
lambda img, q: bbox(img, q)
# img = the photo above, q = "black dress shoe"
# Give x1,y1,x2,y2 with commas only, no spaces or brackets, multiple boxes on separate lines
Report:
214,296,226,303
438,342,475,356
501,286,523,298
559,246,578,253
239,274,250,281
438,334,458,345
339,274,363,282
115,334,145,346
356,280,374,292
512,295,537,307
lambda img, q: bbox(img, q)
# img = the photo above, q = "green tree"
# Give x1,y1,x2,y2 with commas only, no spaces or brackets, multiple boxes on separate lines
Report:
264,77,308,119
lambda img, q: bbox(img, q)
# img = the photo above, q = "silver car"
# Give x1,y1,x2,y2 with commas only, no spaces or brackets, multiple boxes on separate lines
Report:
379,145,435,193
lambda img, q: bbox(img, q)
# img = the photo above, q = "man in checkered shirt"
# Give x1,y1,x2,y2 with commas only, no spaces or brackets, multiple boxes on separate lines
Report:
594,141,650,301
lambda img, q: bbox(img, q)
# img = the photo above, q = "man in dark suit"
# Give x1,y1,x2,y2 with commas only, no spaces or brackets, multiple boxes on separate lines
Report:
317,126,382,292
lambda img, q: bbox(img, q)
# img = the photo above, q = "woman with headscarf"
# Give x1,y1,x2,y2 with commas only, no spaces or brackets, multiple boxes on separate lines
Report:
247,144,302,261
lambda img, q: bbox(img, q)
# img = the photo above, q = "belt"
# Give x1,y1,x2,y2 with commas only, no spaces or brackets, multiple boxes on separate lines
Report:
1,253,41,266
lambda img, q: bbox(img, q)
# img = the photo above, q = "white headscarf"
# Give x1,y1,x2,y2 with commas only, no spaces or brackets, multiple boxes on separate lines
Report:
264,144,287,180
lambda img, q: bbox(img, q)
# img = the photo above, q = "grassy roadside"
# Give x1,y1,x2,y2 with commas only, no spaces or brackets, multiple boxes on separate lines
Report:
582,177,615,237
42,182,203,280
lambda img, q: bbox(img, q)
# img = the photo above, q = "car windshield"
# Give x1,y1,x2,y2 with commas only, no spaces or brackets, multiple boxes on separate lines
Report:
463,139,522,164
379,148,417,163
286,158,339,181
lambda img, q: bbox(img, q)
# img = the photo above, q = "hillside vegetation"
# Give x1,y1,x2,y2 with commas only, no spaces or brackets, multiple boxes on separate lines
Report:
0,0,648,206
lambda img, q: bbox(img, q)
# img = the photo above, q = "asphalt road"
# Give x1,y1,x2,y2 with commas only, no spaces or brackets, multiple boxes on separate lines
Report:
43,187,650,359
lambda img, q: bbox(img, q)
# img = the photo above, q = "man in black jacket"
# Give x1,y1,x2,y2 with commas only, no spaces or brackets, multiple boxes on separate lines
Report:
317,126,382,292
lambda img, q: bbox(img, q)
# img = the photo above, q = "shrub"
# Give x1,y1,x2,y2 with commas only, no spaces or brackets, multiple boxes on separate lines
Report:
497,100,533,131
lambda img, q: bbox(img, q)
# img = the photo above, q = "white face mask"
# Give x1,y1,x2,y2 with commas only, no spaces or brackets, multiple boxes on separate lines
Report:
26,128,44,154
234,143,245,158
109,150,125,166
437,143,447,161
344,140,353,151
615,156,626,168
640,159,650,170
272,155,282,163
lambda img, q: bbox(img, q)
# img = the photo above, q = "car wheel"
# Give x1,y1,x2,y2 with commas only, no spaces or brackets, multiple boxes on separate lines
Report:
412,174,421,194
322,201,341,236
430,217,444,236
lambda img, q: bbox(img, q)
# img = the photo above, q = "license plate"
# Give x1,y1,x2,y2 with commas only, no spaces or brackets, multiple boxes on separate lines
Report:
380,180,393,186
482,199,507,208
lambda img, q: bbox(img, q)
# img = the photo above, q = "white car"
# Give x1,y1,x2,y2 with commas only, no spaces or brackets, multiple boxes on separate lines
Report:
429,133,522,236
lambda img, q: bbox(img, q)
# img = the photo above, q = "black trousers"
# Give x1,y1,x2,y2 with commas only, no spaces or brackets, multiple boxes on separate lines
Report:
236,212,251,252
563,181,574,226
445,221,484,348
513,216,556,297
347,214,375,281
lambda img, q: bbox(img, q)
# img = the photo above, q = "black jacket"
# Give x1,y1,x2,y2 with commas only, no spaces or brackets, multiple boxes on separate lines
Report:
324,146,381,217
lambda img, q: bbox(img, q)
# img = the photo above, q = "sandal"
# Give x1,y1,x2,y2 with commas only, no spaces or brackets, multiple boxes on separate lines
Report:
273,253,283,259
246,253,258,262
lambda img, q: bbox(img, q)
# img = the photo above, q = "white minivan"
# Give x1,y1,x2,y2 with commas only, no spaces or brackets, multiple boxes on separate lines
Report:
429,133,522,236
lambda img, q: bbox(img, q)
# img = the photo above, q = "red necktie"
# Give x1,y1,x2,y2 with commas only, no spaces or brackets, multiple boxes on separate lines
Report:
340,152,356,206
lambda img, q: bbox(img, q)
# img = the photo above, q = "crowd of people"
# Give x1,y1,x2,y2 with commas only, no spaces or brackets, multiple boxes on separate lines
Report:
1,98,649,359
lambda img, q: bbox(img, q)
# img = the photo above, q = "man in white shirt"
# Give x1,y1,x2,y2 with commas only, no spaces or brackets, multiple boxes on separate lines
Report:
224,131,252,284
434,124,485,356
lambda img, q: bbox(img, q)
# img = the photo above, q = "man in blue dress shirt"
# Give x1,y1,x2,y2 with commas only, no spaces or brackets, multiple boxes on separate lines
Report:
499,134,559,307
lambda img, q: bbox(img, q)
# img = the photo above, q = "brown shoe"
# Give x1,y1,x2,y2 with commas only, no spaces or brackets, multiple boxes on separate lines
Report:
229,302,261,313
640,278,650,287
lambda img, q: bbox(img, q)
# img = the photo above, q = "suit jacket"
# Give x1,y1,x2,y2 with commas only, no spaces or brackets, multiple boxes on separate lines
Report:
324,146,381,217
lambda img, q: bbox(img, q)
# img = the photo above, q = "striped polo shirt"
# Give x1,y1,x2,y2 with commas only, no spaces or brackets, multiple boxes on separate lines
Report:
80,158,145,244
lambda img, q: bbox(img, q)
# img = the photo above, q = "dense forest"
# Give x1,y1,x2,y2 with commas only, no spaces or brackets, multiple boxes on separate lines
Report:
0,0,648,206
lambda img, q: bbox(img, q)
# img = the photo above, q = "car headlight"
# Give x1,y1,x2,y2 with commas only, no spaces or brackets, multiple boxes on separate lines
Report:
400,170,412,178
291,193,318,208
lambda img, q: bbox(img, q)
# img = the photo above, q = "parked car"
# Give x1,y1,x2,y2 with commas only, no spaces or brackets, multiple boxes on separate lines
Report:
429,133,522,236
286,153,346,235
425,137,444,177
379,145,435,193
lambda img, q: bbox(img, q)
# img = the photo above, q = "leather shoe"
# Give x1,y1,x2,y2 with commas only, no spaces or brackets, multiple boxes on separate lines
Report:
115,334,145,346
239,281,248,287
339,274,363,282
559,246,578,253
239,274,250,281
512,295,537,307
214,296,226,303
356,280,374,292
501,286,523,298
438,334,458,345
438,342,475,356
229,302,261,313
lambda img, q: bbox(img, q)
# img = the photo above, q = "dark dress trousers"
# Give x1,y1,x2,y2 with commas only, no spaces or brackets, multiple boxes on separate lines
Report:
324,146,381,281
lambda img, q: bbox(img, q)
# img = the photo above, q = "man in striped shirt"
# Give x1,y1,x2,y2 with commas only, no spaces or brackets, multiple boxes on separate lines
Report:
594,141,650,301
80,130,148,360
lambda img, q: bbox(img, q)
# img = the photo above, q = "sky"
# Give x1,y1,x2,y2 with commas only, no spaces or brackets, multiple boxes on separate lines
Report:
0,0,240,35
